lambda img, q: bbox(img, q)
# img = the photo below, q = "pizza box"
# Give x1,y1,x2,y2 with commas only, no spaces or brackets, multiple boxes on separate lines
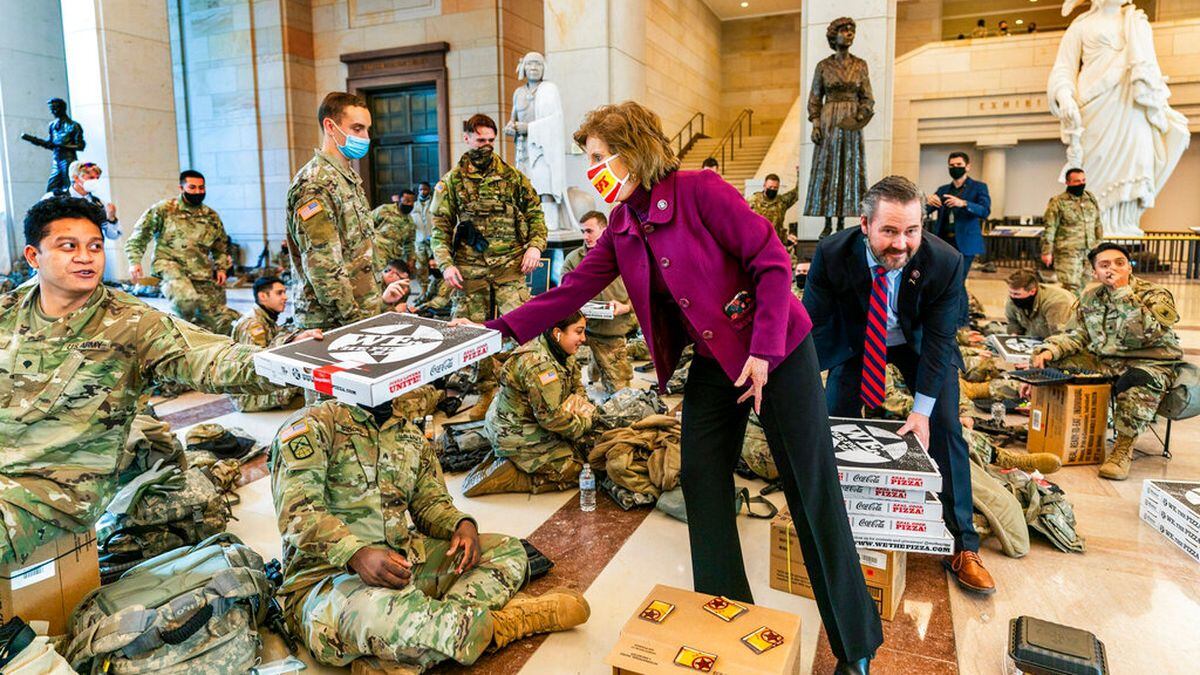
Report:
1140,497,1200,564
253,312,501,406
606,584,801,674
1144,480,1200,534
986,334,1044,365
845,492,943,521
851,529,955,556
840,484,928,504
848,513,947,539
831,418,943,493
581,301,616,320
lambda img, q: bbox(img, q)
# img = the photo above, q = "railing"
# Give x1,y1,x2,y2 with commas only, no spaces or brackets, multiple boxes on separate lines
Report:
669,112,706,160
710,109,753,172
982,229,1200,279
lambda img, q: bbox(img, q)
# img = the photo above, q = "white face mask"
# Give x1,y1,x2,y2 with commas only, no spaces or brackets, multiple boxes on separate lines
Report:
81,178,101,194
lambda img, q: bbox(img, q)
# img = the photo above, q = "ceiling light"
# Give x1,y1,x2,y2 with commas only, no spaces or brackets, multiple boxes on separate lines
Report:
740,2,749,7
1015,19,1024,25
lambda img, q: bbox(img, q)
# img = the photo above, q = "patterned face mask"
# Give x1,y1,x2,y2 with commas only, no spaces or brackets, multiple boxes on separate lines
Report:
586,154,629,204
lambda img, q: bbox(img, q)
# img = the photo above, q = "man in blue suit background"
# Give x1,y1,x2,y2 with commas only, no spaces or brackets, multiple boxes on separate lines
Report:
927,151,989,323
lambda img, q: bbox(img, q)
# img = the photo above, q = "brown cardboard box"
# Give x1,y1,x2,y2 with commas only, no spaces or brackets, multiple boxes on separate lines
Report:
0,530,100,636
606,584,801,675
1026,383,1110,465
769,511,907,620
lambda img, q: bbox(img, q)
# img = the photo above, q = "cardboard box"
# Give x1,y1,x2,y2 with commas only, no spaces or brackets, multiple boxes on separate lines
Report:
253,313,501,406
769,512,907,620
0,530,99,635
1026,383,1110,464
606,584,801,674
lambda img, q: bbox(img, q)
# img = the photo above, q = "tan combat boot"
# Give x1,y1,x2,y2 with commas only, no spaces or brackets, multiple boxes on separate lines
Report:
1099,435,1136,480
960,379,994,401
490,589,591,649
465,386,497,421
995,447,1062,474
462,455,533,497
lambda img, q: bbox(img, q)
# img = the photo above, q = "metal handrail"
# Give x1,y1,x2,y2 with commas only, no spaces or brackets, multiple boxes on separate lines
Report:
668,112,706,159
712,109,753,171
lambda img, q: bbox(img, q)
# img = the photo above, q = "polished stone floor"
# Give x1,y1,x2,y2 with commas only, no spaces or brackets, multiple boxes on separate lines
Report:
144,271,1200,674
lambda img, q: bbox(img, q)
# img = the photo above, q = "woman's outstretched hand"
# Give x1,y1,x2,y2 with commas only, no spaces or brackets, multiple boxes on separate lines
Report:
734,356,769,414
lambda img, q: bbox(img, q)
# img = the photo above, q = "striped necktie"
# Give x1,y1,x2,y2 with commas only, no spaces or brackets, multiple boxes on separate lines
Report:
862,265,889,409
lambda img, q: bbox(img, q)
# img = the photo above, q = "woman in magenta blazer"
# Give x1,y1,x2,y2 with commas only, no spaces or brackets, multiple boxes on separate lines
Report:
468,102,880,672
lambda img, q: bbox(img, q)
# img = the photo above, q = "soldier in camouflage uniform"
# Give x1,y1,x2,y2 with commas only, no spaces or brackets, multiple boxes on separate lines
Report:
124,170,240,334
748,172,800,245
1003,269,1075,339
413,181,435,293
371,190,418,274
1031,243,1182,480
464,313,595,497
561,211,635,394
230,276,302,412
1041,168,1103,298
0,197,301,565
286,93,382,331
270,397,588,671
432,114,547,417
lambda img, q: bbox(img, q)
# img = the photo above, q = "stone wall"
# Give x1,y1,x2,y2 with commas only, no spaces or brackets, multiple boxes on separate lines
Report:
720,13,801,138
895,0,940,57
643,0,723,137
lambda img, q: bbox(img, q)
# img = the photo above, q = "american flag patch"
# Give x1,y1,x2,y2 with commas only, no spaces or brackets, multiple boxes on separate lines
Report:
538,370,558,385
298,199,324,221
280,419,309,442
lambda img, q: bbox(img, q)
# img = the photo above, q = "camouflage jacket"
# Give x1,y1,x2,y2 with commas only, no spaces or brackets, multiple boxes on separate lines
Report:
562,245,635,337
285,150,381,329
124,196,231,280
1041,191,1103,256
370,204,417,270
748,186,799,243
485,335,591,460
430,152,547,277
0,284,275,564
1004,283,1075,339
1039,276,1182,361
413,196,433,241
270,400,472,599
231,304,291,349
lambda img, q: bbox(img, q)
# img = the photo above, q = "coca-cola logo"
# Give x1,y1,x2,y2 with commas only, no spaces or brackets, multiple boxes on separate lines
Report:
428,356,455,377
856,518,886,528
855,501,882,511
850,473,882,485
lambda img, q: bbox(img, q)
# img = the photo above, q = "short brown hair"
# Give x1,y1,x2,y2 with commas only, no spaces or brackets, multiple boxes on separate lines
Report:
861,175,924,223
464,114,497,135
579,210,608,227
573,101,679,189
1007,269,1039,290
318,92,367,125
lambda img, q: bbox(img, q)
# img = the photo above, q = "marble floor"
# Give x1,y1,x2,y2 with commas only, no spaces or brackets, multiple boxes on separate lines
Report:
142,272,1200,674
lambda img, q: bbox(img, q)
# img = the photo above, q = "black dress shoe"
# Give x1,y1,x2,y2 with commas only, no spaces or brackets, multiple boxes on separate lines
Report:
833,657,870,675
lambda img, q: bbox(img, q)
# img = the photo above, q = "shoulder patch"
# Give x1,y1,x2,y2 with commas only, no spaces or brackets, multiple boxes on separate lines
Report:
286,435,314,461
280,419,309,443
538,370,559,385
298,199,324,221
435,181,446,193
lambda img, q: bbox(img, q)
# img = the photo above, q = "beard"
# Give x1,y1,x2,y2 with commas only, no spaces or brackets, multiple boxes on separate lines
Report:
870,244,910,271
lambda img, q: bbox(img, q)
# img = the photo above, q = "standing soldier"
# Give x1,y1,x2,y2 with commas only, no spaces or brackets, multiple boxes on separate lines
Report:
371,189,418,275
125,170,240,334
748,171,800,245
413,181,435,294
285,92,381,331
1041,168,1103,298
432,114,547,418
230,276,303,412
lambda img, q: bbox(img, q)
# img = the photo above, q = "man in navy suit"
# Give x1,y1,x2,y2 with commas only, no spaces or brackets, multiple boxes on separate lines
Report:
804,175,995,595
927,151,990,272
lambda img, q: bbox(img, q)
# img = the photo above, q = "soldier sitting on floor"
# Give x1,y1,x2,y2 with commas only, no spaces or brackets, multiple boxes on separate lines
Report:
463,311,597,496
229,275,305,412
270,394,589,672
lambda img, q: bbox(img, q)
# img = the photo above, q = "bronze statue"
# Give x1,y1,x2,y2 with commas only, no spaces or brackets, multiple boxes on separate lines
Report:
804,17,873,238
21,98,86,193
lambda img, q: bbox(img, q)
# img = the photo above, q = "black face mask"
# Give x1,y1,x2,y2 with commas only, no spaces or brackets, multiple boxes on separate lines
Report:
1066,184,1086,197
399,204,414,214
1011,292,1037,311
359,400,394,427
948,166,967,180
467,146,494,169
182,191,205,206
765,188,779,199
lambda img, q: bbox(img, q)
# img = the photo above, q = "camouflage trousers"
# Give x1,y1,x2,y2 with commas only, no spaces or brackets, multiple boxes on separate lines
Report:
453,274,529,391
291,534,528,669
960,345,1004,383
232,387,302,413
414,238,432,286
1053,246,1089,298
626,334,650,361
505,439,584,489
418,277,453,309
586,333,632,394
161,275,240,335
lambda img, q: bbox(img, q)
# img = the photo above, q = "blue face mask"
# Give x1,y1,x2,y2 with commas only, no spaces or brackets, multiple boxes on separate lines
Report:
335,123,370,160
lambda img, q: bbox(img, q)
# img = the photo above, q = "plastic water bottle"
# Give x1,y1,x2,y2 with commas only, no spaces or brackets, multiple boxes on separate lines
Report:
579,464,596,512
991,401,1006,426
423,415,435,441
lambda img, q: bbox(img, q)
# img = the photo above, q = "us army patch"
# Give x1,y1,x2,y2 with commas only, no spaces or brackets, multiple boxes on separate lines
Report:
298,199,324,221
538,370,558,385
280,419,309,442
435,181,446,193
287,435,314,461
74,340,111,351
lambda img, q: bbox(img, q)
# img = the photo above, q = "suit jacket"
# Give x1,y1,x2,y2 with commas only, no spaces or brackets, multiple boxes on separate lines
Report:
802,228,965,400
488,169,809,390
926,177,990,256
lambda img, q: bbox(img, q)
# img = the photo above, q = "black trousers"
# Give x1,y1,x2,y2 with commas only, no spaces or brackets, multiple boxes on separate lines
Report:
680,338,883,662
825,343,980,552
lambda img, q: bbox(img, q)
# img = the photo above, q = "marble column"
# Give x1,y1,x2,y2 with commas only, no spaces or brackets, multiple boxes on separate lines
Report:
980,144,1012,221
60,0,180,281
798,0,896,239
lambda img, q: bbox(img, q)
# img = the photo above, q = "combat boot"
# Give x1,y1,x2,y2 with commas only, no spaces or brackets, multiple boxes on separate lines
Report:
995,447,1062,474
1099,435,1135,480
465,387,497,421
961,380,993,401
462,456,533,496
489,589,590,649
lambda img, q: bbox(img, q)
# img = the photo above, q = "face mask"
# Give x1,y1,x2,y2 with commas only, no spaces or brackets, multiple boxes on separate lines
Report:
1067,184,1086,197
418,192,430,202
1012,292,1037,310
765,188,779,199
399,204,414,215
586,154,629,204
334,123,370,160
81,178,101,194
467,146,493,169
182,191,205,206
948,166,967,180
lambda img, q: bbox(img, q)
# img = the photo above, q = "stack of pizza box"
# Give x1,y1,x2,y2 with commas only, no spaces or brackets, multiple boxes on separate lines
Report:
1139,479,1200,564
830,417,954,555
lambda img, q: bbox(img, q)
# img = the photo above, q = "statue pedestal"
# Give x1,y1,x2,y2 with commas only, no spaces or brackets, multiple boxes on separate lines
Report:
545,230,584,287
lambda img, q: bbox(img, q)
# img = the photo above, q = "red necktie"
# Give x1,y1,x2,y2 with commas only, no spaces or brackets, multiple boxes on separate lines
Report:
861,265,888,409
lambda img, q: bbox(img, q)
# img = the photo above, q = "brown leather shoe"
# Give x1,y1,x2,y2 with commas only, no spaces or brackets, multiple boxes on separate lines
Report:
943,550,996,595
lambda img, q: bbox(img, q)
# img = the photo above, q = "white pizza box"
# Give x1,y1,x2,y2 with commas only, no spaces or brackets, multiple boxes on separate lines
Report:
1143,486,1200,547
831,418,943,493
986,334,1044,365
845,493,943,522
840,484,928,504
851,529,955,556
581,301,615,320
253,312,502,407
1144,480,1200,535
848,513,947,540
1140,498,1200,564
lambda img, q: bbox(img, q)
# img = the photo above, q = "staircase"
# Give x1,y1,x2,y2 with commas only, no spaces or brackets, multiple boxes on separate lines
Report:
679,134,775,193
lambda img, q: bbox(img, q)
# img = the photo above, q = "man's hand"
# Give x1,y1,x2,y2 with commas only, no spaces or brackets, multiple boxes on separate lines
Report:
521,247,542,275
383,279,411,305
943,195,967,209
129,264,143,284
447,520,481,574
734,356,770,414
105,203,118,221
966,331,985,346
611,300,632,316
349,546,412,589
563,393,597,418
1041,253,1053,267
898,412,930,448
960,416,975,430
1020,383,1033,399
926,194,942,209
215,270,227,286
1031,350,1051,369
448,317,484,328
444,265,464,290
288,329,324,343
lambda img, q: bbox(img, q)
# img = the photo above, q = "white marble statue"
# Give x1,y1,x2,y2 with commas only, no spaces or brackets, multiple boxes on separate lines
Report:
505,52,571,234
1047,0,1190,236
